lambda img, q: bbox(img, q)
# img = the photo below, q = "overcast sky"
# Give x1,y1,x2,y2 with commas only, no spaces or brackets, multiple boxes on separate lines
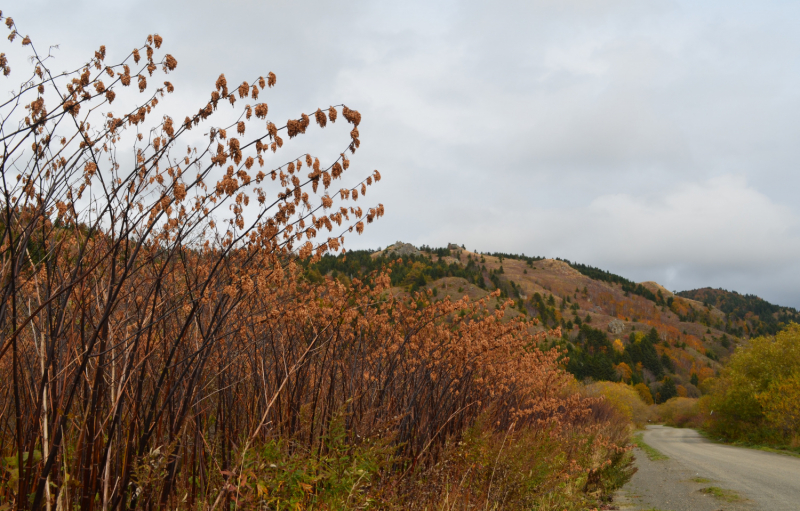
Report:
13,0,800,307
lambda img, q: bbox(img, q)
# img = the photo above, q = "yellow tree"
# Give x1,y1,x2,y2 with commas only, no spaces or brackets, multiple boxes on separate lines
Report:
634,383,654,405
757,372,800,441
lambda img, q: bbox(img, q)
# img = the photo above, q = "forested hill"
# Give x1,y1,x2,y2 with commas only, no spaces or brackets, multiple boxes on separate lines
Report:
676,288,799,337
301,241,800,404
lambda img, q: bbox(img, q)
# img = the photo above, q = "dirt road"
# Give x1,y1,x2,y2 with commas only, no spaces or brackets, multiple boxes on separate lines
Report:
616,425,800,510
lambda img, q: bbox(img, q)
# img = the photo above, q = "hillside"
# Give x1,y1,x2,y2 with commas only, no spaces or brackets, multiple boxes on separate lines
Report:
305,242,781,403
676,287,799,337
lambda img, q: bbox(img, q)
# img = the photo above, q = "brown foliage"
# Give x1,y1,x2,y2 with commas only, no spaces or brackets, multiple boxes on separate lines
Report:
0,15,614,510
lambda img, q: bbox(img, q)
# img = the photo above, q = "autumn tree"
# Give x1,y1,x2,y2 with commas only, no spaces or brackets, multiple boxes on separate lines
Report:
706,323,800,445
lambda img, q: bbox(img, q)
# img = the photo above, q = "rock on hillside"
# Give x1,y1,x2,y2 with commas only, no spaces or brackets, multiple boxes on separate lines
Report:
375,241,422,257
607,319,625,335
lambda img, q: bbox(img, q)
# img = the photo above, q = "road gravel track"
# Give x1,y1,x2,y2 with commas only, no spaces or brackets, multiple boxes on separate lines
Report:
616,425,800,511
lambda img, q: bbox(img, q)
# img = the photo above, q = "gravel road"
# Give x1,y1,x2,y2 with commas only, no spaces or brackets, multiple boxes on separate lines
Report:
616,425,800,511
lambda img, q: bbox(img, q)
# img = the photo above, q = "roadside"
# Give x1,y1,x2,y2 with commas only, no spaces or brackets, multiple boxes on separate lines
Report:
614,425,800,510
695,429,800,459
615,433,753,511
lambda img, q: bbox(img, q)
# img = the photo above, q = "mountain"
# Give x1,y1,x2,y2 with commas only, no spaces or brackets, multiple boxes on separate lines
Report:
303,242,792,403
676,288,799,337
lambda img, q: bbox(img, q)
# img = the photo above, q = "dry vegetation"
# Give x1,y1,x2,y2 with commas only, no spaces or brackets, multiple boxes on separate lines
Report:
0,15,635,510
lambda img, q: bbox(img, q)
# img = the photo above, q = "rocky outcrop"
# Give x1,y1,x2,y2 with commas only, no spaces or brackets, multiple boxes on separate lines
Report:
385,242,422,257
607,319,625,335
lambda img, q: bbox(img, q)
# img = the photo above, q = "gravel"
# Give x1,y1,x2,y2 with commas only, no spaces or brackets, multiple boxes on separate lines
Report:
614,425,800,510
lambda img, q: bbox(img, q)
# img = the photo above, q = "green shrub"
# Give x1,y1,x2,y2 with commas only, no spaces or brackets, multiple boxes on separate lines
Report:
706,323,800,445
398,414,635,510
237,416,395,509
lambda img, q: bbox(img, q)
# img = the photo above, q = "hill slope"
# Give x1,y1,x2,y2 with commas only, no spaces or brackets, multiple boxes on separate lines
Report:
304,242,791,403
676,288,799,337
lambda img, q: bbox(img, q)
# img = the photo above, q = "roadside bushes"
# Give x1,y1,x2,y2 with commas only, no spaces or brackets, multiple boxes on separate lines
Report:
756,372,800,442
655,398,703,428
583,381,653,427
705,323,800,447
395,403,637,510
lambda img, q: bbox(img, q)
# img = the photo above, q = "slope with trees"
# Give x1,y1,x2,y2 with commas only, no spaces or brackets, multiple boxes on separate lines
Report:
315,245,768,405
677,287,800,337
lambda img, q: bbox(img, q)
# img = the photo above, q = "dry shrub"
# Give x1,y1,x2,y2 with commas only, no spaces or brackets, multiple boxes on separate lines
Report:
0,16,385,508
0,14,632,509
583,381,654,428
392,410,636,511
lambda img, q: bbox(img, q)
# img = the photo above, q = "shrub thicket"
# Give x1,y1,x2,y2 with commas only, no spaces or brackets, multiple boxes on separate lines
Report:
705,324,800,447
0,14,633,509
656,398,703,428
582,381,653,427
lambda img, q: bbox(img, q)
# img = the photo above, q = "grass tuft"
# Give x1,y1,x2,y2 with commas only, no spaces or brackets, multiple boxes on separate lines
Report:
699,486,743,502
632,434,668,461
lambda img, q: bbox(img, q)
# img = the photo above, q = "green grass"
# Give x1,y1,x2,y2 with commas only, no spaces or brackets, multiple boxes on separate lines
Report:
699,486,743,502
633,434,668,461
689,476,712,483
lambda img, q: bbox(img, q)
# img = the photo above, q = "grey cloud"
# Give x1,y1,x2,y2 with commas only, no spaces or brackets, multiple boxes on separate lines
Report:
14,0,800,306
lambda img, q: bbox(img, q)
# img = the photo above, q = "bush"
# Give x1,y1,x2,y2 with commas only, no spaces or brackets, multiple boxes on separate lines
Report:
583,381,653,427
706,323,800,445
238,416,395,509
399,408,636,510
756,372,800,444
634,383,654,405
655,397,704,428
0,11,639,508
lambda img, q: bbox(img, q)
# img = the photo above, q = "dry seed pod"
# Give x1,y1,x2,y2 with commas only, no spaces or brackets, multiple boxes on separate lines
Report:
315,108,327,128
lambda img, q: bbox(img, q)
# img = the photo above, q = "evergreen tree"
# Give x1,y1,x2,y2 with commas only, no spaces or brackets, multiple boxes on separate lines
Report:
626,329,663,378
564,325,618,381
661,353,675,373
658,377,678,403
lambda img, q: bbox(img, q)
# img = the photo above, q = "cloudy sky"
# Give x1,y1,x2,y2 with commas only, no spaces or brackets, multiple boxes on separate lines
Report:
13,0,800,307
